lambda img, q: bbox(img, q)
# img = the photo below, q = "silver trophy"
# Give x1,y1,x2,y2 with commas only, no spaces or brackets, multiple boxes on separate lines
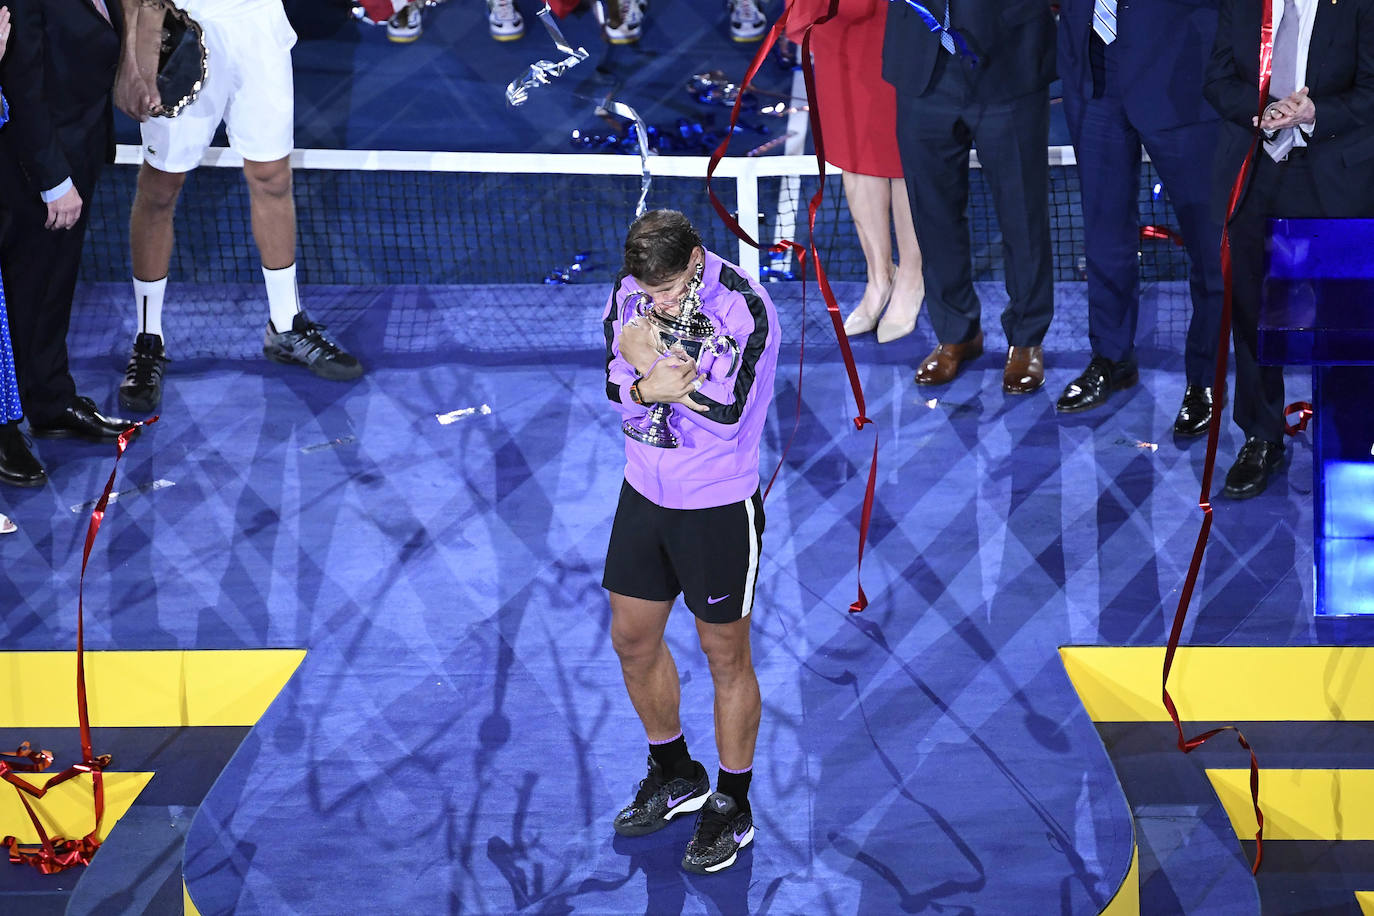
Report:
622,266,741,449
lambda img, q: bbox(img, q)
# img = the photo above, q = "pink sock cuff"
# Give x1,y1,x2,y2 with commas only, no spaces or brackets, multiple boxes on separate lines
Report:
720,763,753,775
649,731,683,746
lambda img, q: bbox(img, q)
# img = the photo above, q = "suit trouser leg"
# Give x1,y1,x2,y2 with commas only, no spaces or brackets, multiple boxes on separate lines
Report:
1143,120,1226,387
970,89,1055,347
895,66,980,345
1,200,84,426
1227,158,1287,442
1062,73,1142,365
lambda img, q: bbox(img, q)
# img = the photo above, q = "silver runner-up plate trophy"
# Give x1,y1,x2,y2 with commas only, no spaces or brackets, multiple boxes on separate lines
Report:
154,1,208,118
622,266,741,449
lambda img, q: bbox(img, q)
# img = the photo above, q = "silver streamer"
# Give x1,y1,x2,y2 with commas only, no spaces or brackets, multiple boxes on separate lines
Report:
596,97,652,217
505,4,590,107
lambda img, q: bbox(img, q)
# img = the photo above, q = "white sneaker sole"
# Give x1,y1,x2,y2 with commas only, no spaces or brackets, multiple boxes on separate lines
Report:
702,826,754,873
664,792,709,822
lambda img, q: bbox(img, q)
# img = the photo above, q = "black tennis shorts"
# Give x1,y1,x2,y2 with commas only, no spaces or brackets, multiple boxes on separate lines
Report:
602,481,766,624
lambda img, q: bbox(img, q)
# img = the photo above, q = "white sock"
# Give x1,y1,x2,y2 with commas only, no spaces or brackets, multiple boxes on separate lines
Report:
263,263,302,333
133,276,167,338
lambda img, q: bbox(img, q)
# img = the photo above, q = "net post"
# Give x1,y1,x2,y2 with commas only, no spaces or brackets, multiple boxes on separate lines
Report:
736,167,761,279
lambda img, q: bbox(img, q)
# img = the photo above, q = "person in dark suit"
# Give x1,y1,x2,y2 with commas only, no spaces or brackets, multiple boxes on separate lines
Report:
1056,0,1225,437
882,0,1057,394
1205,0,1374,498
0,0,133,465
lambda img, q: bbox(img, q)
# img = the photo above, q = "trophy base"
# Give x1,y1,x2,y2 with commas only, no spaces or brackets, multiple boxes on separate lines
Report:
622,417,679,449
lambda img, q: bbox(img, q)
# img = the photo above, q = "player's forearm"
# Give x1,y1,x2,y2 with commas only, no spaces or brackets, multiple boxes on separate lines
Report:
119,0,163,79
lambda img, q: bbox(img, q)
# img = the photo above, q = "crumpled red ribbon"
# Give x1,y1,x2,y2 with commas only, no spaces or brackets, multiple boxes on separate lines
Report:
4,418,155,874
1161,8,1310,874
707,0,877,613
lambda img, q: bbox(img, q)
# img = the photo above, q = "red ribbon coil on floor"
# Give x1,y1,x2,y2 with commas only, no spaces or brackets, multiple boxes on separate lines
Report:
3,418,156,874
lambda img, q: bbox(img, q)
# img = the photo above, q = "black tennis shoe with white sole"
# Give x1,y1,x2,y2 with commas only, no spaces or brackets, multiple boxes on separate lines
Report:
681,792,754,874
613,757,710,837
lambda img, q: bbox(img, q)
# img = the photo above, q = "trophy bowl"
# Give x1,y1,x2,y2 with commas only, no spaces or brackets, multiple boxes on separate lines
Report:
621,289,741,449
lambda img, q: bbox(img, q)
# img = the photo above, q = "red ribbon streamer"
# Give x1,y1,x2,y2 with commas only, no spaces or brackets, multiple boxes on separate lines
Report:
1161,11,1291,875
3,418,156,874
708,0,877,612
1139,224,1185,246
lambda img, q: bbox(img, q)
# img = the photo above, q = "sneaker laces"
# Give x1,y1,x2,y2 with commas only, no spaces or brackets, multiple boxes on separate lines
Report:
288,320,347,362
124,347,168,388
632,767,666,806
619,0,644,27
690,804,733,849
489,0,518,20
729,0,762,22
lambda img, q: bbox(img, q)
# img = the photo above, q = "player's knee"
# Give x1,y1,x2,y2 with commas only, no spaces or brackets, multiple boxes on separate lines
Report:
135,168,186,211
244,162,293,201
700,631,750,679
610,620,657,665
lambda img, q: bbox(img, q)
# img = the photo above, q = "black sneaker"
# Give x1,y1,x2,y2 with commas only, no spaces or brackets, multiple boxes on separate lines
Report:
263,312,364,381
681,792,753,874
119,332,168,413
613,756,710,837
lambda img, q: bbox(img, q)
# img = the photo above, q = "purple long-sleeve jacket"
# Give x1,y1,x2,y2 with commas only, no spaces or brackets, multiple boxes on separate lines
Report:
602,249,780,510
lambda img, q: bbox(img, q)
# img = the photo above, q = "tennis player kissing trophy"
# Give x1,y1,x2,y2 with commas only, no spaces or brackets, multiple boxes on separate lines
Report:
622,266,740,449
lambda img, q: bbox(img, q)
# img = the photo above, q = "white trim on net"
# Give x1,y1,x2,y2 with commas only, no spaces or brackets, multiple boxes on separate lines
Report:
113,145,1091,175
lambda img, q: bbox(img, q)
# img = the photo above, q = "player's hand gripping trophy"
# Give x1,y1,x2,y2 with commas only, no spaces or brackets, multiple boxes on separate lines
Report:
622,264,741,449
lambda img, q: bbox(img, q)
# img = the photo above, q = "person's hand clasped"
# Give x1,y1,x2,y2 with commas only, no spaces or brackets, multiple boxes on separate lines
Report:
637,353,709,413
1255,87,1316,130
45,186,83,231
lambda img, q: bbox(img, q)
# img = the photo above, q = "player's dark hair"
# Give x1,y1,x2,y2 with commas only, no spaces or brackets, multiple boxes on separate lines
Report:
623,209,702,286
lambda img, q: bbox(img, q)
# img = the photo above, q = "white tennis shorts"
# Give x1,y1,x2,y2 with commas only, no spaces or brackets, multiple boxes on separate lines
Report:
141,2,297,172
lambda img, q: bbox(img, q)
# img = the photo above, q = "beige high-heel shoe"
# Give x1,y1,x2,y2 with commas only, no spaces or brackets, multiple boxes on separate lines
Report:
876,281,925,343
843,265,897,337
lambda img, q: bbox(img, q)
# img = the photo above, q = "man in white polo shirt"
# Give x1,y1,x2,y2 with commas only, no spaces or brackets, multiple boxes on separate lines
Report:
115,0,363,414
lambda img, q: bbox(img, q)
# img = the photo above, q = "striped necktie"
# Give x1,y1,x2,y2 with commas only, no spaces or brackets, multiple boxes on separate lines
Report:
940,2,956,54
1266,0,1301,161
1093,0,1117,44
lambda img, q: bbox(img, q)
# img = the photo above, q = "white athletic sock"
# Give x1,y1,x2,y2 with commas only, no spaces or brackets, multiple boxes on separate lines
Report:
133,276,167,338
263,263,302,333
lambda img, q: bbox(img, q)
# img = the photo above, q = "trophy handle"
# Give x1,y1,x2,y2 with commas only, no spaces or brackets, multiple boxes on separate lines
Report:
709,335,742,379
622,291,652,324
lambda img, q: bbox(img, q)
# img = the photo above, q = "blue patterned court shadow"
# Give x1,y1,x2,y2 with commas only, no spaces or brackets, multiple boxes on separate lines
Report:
0,280,1327,913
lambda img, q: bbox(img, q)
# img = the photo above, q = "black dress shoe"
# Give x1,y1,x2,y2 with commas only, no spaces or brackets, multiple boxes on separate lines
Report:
1055,356,1138,413
29,397,138,444
1173,385,1216,438
119,332,168,413
1223,437,1285,499
0,421,46,487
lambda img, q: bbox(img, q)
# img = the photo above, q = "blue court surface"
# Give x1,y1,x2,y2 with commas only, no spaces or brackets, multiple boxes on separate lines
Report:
1,1,1370,913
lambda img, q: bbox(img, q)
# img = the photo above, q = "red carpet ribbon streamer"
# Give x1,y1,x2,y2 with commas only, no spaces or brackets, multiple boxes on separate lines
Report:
3,418,156,874
707,0,877,612
1162,13,1285,875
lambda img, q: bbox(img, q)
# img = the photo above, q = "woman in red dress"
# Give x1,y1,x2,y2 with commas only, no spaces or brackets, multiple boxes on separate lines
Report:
787,0,924,342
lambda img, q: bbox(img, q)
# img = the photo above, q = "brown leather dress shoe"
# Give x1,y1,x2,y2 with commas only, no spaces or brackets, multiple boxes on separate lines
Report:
1003,345,1045,394
914,330,983,386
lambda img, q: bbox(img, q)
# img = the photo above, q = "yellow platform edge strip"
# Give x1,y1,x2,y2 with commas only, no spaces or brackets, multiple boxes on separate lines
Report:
1355,890,1374,915
0,649,306,728
1206,768,1374,841
1059,646,1374,722
185,880,202,916
1099,838,1139,915
0,772,153,844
